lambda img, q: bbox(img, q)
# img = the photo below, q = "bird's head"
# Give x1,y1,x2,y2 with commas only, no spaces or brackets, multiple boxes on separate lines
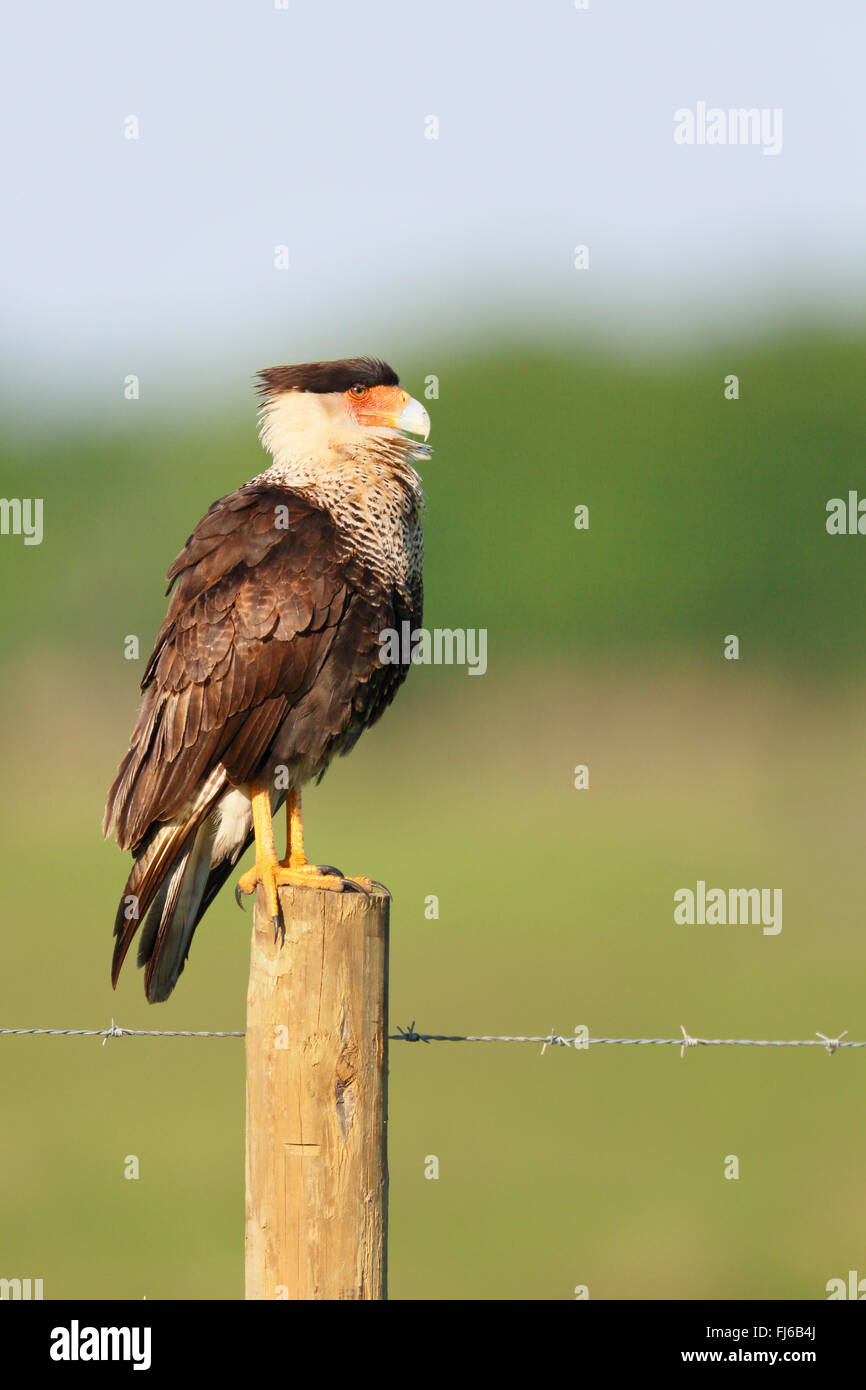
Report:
256,357,430,467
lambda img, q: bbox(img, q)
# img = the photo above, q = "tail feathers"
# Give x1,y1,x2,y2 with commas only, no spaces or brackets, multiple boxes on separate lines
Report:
189,828,254,933
140,822,216,1002
110,790,257,1003
111,813,212,998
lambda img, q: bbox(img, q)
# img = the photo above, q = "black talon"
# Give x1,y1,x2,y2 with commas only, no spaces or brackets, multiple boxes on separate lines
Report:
315,864,343,877
234,884,246,910
343,877,370,895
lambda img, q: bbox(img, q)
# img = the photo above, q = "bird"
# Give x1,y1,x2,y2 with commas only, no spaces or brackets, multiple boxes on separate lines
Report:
104,357,431,1002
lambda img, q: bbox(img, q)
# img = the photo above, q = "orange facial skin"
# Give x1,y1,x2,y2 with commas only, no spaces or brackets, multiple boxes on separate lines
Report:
345,384,410,430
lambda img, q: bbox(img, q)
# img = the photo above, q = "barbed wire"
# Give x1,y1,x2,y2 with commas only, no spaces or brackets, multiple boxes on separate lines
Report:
0,1021,243,1045
0,1020,856,1056
393,1023,856,1056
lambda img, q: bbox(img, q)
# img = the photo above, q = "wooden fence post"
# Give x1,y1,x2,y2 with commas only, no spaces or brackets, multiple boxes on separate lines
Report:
244,882,390,1300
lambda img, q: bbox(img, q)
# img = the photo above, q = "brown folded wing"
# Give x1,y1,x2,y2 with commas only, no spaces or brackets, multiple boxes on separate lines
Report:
104,483,418,853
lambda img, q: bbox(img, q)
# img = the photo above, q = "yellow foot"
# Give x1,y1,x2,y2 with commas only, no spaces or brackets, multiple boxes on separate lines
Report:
316,867,390,896
234,858,377,943
340,875,390,895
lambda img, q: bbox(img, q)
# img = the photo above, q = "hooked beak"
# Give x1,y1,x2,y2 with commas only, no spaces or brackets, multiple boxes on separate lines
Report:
395,394,431,441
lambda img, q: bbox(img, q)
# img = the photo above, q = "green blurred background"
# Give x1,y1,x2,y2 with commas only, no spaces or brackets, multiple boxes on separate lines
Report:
2,332,866,1298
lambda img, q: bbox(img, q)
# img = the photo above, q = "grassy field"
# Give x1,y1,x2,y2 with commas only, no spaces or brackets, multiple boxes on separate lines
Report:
1,333,865,1298
2,660,865,1299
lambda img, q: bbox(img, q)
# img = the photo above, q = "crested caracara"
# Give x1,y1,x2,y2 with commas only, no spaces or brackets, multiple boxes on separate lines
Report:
104,357,431,1001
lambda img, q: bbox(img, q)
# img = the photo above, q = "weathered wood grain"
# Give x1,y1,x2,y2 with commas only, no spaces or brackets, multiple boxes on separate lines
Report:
245,882,389,1300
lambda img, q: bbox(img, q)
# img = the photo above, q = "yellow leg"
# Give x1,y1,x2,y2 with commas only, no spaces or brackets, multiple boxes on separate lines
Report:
286,788,306,866
283,790,380,891
236,786,348,932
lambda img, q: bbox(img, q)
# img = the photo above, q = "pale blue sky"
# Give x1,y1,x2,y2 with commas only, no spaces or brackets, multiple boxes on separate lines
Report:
2,0,864,419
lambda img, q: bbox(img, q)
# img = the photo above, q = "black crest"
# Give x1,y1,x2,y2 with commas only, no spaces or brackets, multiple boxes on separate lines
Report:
256,357,399,397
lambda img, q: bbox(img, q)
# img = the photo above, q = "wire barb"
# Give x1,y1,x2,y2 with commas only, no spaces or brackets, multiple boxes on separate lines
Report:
679,1024,708,1058
101,1017,125,1047
395,1020,428,1043
540,1028,572,1056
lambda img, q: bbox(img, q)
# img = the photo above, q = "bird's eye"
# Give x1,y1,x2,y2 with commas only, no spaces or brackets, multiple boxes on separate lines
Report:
349,383,367,398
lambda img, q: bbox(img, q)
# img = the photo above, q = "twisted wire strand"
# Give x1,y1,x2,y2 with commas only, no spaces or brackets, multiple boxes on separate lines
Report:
0,1023,856,1054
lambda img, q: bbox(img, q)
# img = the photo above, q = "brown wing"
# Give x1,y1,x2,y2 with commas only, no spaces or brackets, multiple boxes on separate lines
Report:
104,483,415,853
